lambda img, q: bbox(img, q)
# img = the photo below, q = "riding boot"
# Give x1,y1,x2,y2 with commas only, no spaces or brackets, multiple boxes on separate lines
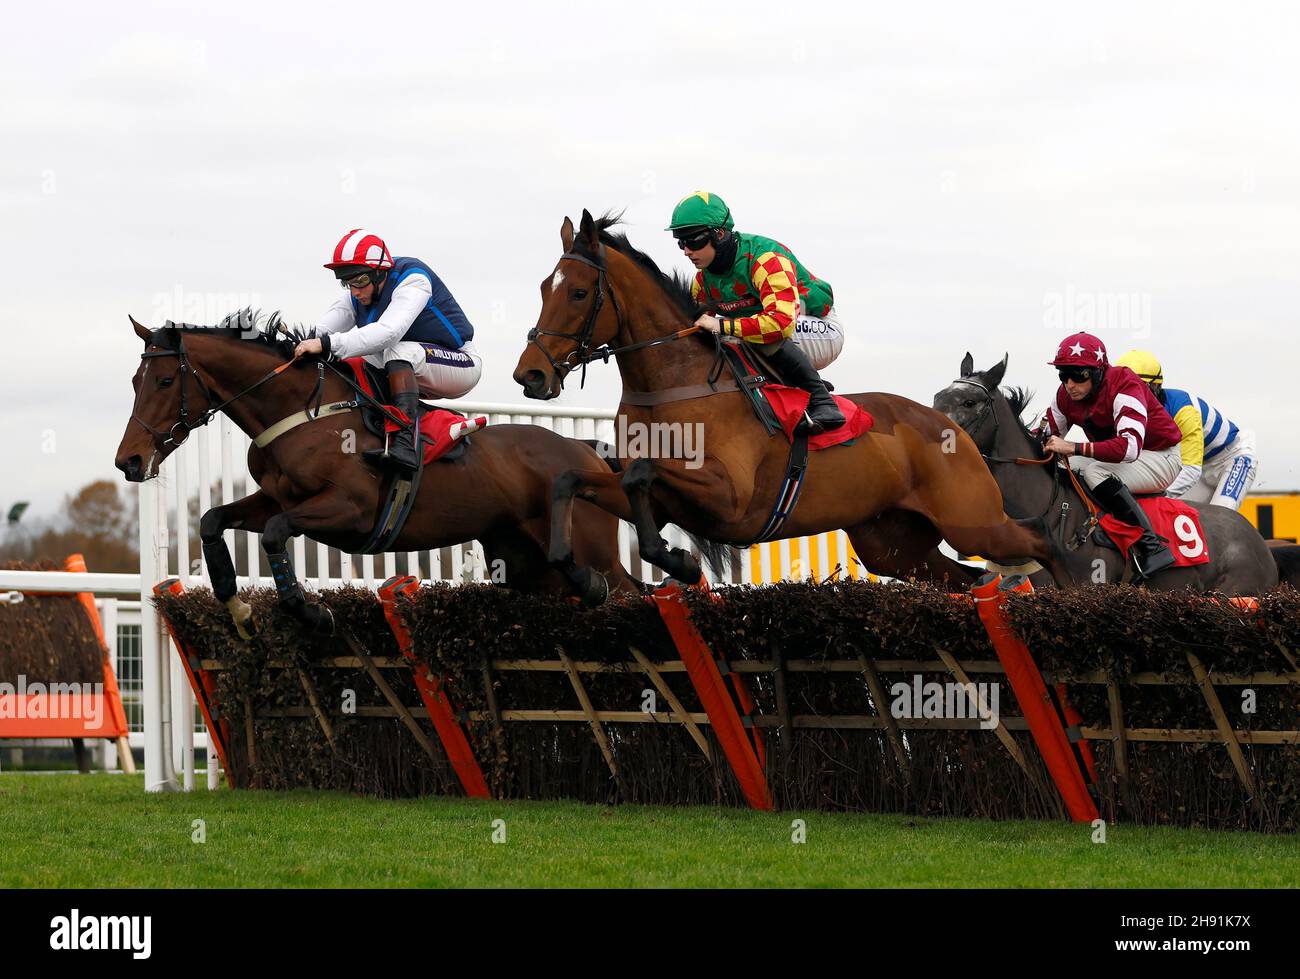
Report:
363,361,421,476
1091,474,1176,579
763,339,845,434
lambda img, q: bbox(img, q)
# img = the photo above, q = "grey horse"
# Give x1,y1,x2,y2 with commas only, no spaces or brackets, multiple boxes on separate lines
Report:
933,353,1277,596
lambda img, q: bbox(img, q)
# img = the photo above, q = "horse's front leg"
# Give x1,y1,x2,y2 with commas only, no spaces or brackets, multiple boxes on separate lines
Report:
199,490,281,640
548,467,633,605
261,490,368,636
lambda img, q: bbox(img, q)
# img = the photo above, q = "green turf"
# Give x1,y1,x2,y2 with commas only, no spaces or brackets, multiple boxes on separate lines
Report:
1,773,1296,888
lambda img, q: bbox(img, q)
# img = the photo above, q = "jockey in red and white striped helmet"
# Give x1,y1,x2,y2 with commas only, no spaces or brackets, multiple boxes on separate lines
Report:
323,229,394,278
293,229,482,475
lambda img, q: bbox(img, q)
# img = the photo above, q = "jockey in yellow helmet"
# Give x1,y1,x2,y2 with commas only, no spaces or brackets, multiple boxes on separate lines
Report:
1115,350,1258,510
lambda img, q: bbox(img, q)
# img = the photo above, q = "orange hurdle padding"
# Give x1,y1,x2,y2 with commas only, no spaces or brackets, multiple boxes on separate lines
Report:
379,575,490,798
63,554,131,747
652,582,773,810
0,556,133,754
154,578,234,785
971,573,1099,823
999,573,1099,788
695,578,768,767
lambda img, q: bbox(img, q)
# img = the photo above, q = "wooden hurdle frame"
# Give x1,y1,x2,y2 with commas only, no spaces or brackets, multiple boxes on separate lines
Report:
151,569,1300,825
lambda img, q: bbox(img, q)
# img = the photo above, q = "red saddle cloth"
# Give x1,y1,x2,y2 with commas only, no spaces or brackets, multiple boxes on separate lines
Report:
343,358,486,464
760,386,874,450
1098,497,1210,567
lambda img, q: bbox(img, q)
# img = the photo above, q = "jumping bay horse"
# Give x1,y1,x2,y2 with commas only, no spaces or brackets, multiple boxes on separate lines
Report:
115,315,641,636
512,210,1067,594
932,353,1278,594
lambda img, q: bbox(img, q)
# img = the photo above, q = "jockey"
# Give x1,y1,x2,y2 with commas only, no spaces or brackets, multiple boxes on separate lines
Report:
1115,350,1258,510
293,229,482,475
1040,332,1183,578
666,191,845,433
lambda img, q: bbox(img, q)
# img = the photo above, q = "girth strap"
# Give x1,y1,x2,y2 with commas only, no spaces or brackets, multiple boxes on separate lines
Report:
253,400,358,449
750,426,811,545
620,379,742,406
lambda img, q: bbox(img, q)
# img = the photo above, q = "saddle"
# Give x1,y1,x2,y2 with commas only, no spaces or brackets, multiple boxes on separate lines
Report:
346,359,470,463
339,358,488,553
716,342,872,450
1069,477,1162,551
714,342,872,543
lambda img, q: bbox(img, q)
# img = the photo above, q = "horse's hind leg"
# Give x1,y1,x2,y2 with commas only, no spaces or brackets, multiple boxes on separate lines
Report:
199,490,281,639
261,491,368,636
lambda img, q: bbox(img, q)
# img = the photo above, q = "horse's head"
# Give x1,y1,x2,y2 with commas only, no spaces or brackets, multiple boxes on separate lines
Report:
114,317,201,481
932,352,1011,455
513,209,625,400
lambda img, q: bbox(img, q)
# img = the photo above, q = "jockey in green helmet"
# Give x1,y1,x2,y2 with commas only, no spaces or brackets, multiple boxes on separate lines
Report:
667,191,845,433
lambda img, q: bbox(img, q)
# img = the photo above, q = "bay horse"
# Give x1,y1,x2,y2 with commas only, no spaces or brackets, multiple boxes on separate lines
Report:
932,353,1278,595
511,210,1068,593
114,315,641,637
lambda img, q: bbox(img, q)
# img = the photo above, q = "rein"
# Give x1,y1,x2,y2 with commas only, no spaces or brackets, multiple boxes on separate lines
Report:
131,332,299,448
131,328,414,453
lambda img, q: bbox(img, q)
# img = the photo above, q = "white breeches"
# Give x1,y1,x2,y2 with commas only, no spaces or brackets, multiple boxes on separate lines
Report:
362,340,483,399
1071,444,1181,494
791,306,844,371
1182,430,1258,510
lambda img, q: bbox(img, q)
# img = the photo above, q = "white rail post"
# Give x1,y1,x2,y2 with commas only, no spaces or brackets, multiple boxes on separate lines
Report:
140,468,178,792
99,597,119,771
197,426,219,789
172,444,195,790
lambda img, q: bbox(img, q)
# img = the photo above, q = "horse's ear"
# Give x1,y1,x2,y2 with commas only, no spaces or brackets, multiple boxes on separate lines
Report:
129,314,151,343
985,353,1009,389
579,208,599,246
560,216,575,252
960,352,974,377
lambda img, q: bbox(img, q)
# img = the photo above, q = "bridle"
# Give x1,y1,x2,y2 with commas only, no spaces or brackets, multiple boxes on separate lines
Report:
130,330,299,450
525,243,701,390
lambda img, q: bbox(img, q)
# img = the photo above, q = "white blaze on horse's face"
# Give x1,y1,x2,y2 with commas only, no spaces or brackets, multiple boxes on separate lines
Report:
551,269,565,293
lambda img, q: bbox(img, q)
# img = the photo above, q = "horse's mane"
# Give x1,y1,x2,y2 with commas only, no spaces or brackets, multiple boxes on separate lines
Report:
1003,385,1047,452
152,308,310,359
581,212,699,318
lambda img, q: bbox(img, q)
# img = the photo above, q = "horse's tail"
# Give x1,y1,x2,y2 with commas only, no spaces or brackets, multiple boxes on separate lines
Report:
582,439,743,582
1266,540,1300,588
685,533,746,582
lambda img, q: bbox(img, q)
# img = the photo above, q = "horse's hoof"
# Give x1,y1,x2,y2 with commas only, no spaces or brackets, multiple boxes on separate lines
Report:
304,604,335,637
577,568,609,607
226,597,257,641
668,548,703,585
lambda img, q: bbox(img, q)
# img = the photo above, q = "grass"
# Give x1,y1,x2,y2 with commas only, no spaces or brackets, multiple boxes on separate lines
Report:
1,773,1297,888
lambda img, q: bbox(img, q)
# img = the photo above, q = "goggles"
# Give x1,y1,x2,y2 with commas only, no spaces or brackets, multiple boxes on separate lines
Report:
675,230,713,251
340,272,375,289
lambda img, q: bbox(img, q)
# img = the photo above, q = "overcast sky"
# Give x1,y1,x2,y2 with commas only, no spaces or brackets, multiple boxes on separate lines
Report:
3,1,1298,520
